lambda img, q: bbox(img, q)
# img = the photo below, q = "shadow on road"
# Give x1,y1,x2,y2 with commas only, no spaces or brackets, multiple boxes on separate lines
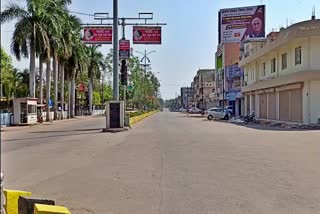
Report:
5,128,104,142
221,121,320,132
30,128,102,133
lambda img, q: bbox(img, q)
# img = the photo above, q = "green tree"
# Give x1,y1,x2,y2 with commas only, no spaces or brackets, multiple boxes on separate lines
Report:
92,92,101,106
86,45,106,115
1,0,58,97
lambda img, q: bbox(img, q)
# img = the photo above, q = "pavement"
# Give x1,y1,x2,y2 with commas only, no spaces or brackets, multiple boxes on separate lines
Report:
2,112,320,214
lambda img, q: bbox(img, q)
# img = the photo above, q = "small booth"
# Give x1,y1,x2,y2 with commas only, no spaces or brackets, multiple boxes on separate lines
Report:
13,97,38,125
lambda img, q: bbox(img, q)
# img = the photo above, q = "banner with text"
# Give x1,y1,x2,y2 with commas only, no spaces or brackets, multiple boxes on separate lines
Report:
82,27,112,44
133,26,161,44
119,39,130,59
220,5,265,43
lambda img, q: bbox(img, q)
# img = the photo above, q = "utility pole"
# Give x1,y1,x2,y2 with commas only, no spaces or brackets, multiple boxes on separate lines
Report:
113,0,119,101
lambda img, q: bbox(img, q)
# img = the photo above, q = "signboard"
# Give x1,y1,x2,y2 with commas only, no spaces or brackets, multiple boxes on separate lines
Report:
132,26,161,44
119,39,130,59
220,5,265,43
78,83,86,92
82,27,112,44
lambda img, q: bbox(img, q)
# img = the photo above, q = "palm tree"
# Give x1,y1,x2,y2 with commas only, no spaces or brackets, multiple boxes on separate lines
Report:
1,1,54,98
65,35,88,118
57,14,80,119
86,45,106,115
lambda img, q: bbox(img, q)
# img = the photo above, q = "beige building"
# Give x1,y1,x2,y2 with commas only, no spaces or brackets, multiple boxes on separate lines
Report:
239,19,320,125
192,69,216,109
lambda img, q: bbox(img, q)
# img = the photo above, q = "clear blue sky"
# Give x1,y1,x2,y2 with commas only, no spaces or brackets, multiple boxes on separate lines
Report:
1,0,319,99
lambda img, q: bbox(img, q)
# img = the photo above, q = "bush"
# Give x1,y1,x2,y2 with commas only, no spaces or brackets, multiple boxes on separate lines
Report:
128,110,147,117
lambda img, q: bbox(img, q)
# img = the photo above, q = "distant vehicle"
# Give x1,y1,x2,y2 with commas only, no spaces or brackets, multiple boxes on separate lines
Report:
188,107,201,114
179,108,187,112
205,107,231,120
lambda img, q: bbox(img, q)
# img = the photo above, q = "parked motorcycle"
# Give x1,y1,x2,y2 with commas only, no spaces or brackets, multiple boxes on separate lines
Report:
244,112,257,124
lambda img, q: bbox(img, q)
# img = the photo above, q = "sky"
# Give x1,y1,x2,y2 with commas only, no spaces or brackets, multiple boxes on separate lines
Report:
1,0,319,100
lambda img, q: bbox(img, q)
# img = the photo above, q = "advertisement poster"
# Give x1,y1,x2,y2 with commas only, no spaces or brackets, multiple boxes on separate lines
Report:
133,26,161,44
119,39,130,59
82,27,112,44
220,5,265,43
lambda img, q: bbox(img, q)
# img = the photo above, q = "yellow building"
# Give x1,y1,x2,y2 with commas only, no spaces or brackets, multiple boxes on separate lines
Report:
239,19,320,125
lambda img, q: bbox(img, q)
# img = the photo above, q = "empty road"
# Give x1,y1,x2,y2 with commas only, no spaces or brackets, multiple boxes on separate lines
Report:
2,112,320,214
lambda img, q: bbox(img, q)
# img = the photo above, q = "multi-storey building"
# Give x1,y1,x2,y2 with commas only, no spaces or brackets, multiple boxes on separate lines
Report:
180,87,193,109
192,69,216,110
239,19,320,124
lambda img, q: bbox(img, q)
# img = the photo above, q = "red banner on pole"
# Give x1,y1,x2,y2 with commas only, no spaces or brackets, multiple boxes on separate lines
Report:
82,27,113,44
119,39,130,59
132,26,161,45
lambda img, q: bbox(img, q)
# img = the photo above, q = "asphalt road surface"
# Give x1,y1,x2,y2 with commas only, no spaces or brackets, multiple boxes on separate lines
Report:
2,112,320,214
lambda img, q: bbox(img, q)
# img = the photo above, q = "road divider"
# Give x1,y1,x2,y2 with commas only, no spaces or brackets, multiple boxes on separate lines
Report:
129,110,159,126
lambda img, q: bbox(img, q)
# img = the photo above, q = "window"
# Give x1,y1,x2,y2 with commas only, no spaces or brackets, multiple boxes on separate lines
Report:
282,53,287,70
251,69,255,80
28,105,37,114
271,58,276,73
295,46,301,65
261,62,266,76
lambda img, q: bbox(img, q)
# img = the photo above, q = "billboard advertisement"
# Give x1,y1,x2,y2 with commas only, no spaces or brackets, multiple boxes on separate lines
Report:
119,39,130,59
220,5,265,43
133,26,161,44
82,27,112,44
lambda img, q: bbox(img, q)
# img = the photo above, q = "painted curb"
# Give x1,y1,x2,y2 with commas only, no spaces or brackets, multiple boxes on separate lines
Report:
129,110,159,126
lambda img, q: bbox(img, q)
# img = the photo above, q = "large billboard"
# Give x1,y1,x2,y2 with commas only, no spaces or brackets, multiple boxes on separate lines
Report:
133,26,161,44
220,5,265,43
82,27,112,44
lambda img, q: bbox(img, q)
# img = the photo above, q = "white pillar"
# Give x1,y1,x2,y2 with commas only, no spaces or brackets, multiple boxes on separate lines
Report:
255,94,260,118
303,81,311,124
276,91,280,120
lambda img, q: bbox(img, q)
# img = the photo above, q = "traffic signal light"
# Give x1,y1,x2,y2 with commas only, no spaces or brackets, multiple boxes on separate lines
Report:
120,59,127,85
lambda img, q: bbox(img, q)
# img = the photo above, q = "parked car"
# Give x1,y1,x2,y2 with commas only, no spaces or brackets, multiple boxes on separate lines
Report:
188,107,201,114
205,107,231,120
179,108,186,112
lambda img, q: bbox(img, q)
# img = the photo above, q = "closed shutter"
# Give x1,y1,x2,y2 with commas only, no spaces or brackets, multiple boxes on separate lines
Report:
290,89,303,122
259,93,267,119
279,91,290,121
268,92,276,120
246,95,250,114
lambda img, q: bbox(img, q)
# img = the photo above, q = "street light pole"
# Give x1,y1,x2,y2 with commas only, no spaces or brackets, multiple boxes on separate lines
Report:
113,0,119,101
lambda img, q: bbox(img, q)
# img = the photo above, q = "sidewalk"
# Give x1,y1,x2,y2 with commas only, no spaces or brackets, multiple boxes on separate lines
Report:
1,115,104,132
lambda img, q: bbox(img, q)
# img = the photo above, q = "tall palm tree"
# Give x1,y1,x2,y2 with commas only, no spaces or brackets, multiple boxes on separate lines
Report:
86,45,106,115
65,35,88,118
56,14,80,119
1,1,54,98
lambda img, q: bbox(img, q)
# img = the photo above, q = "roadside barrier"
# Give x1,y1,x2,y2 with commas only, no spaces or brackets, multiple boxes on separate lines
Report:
3,189,70,214
129,110,159,126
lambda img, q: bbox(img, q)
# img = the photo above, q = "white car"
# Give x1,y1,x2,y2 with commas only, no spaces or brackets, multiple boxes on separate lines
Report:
188,107,201,114
205,107,230,120
179,108,186,112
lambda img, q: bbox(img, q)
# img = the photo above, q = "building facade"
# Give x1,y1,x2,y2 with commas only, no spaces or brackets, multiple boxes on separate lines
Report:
239,19,320,124
180,87,193,109
215,43,243,113
226,63,244,115
192,69,216,110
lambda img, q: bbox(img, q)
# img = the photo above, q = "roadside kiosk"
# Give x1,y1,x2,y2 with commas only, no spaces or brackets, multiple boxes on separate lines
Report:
13,97,38,125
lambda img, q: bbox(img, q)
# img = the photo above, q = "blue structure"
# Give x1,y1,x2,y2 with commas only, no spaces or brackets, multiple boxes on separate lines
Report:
225,63,244,115
1,113,13,127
